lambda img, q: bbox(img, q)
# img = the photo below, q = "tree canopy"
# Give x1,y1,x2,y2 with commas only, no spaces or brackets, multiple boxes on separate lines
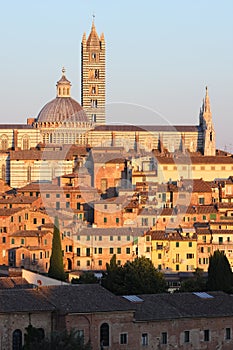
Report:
207,250,233,293
101,255,167,295
71,272,99,284
178,268,207,293
48,216,66,281
23,326,91,350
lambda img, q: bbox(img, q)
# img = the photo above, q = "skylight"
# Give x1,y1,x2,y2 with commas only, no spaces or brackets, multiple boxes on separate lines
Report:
193,292,214,299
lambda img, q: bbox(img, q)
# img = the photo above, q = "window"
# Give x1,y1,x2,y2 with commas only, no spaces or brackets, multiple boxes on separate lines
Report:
56,193,60,198
118,236,121,241
120,333,128,345
11,238,15,244
161,332,167,345
186,253,194,259
87,235,90,241
86,260,90,266
176,242,179,248
77,202,81,210
46,194,50,198
92,114,97,122
99,236,102,241
126,247,130,254
66,194,70,198
127,235,130,241
12,329,22,350
219,237,223,244
117,248,121,254
226,328,231,340
202,235,206,243
176,264,179,271
188,242,192,247
204,329,210,342
98,260,102,266
56,202,60,210
2,237,6,243
203,215,207,220
199,197,205,205
100,323,109,346
77,248,81,256
33,218,37,225
98,248,102,254
109,247,114,254
141,333,148,346
66,202,70,208
158,253,162,259
184,331,190,343
42,218,45,225
110,235,113,241
86,248,90,257
116,217,119,223
104,217,107,223
21,239,25,245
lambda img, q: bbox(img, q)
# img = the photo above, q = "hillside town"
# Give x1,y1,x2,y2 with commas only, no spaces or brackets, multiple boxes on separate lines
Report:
1,19,233,350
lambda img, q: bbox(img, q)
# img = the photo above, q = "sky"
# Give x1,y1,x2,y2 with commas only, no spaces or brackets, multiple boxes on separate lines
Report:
0,0,232,150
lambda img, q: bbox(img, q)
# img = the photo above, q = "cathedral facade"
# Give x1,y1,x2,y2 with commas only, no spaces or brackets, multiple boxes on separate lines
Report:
0,21,217,188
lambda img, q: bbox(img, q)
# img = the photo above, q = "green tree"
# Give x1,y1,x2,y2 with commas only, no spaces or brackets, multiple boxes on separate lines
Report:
102,255,167,295
23,327,91,350
207,250,233,293
48,216,66,281
179,268,207,292
71,272,98,284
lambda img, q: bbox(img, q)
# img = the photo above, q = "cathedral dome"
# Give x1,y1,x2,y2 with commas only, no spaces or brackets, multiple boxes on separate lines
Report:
36,68,88,123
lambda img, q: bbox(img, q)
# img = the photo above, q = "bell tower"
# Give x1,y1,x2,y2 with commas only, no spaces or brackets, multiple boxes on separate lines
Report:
199,87,216,156
81,19,105,124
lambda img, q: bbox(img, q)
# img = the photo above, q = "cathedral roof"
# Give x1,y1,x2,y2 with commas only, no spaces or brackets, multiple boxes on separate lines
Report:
36,68,88,124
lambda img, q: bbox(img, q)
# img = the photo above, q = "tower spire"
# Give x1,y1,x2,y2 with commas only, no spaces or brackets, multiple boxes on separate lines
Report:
204,86,211,113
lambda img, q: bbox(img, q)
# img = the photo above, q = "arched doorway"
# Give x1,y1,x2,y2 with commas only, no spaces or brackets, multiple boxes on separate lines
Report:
100,323,109,347
67,258,72,270
12,329,22,350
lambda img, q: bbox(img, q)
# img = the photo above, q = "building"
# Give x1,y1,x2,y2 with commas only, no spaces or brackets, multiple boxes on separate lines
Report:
1,281,233,350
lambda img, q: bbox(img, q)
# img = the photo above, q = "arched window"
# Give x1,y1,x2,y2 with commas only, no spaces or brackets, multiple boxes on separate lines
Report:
100,323,109,346
12,329,22,350
1,136,8,151
1,164,6,182
210,131,213,142
27,166,31,182
22,136,29,150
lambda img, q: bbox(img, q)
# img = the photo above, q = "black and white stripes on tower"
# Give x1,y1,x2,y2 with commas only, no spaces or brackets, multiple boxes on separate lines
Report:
81,20,105,124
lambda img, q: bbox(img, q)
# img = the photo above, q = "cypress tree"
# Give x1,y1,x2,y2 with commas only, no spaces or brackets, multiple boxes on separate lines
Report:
48,216,66,281
207,250,233,293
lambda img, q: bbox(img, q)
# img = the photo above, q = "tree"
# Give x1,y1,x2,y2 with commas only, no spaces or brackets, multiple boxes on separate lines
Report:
102,255,167,295
71,272,98,284
48,216,66,281
178,268,207,292
207,250,233,293
23,326,91,350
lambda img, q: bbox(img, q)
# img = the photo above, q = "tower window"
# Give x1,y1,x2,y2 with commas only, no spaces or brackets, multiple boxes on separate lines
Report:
92,114,97,122
95,69,99,79
210,131,213,141
91,99,98,108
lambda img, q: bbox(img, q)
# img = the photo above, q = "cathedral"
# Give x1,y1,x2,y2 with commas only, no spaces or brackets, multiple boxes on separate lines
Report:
0,21,218,188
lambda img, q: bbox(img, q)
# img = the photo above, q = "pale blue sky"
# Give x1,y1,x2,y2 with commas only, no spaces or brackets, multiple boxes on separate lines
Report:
0,0,232,150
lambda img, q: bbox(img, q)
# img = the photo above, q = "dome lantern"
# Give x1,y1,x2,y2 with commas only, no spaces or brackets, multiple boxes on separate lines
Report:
56,67,71,98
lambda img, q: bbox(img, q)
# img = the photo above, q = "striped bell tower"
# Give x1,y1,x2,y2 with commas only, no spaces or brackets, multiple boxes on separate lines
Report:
81,19,105,124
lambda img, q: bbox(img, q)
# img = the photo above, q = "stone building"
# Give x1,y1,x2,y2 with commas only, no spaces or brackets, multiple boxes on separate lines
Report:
1,282,233,350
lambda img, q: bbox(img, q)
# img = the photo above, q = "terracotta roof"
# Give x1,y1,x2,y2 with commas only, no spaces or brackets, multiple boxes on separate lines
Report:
79,227,145,237
0,124,33,129
0,207,25,216
156,155,233,165
0,196,38,204
93,125,199,132
0,277,31,289
9,230,51,237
